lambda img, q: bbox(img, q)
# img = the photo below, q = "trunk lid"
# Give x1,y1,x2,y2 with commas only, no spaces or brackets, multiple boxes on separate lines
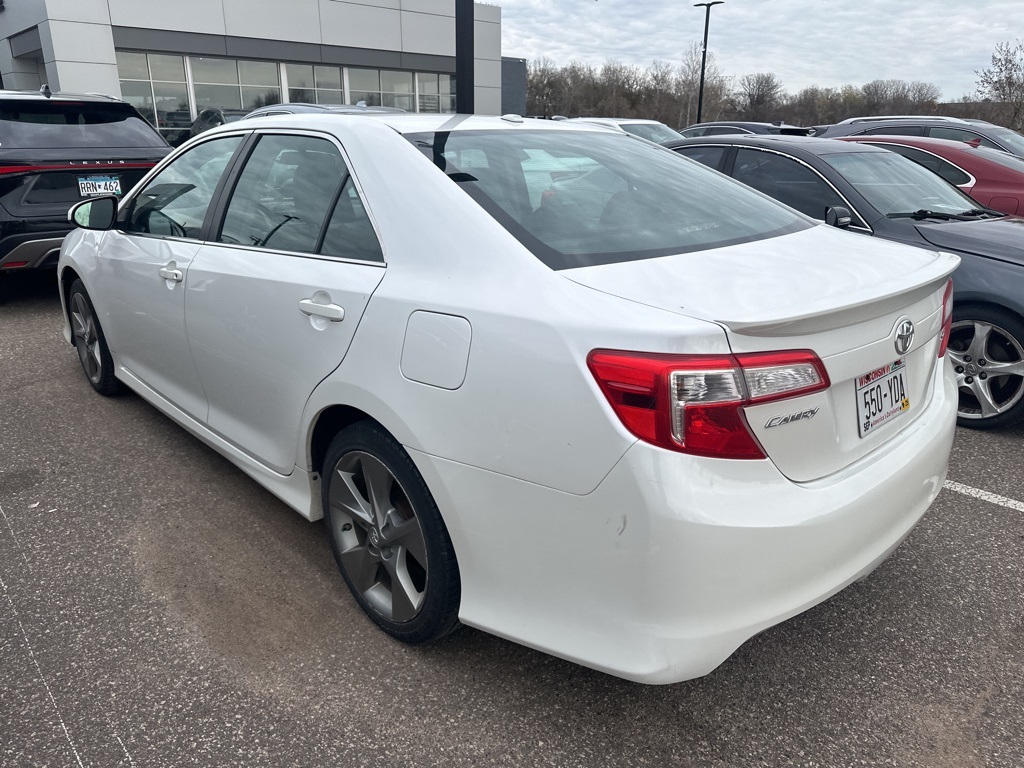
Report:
566,226,959,481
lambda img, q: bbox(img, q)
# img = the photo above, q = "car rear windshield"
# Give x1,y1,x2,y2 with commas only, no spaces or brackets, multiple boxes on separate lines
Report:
619,122,685,143
405,129,809,269
0,100,167,149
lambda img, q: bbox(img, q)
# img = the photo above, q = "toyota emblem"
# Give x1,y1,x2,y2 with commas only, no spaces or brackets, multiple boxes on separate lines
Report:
894,318,915,355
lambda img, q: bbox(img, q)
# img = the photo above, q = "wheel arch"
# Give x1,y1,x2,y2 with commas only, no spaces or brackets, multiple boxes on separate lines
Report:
59,266,82,344
308,404,386,477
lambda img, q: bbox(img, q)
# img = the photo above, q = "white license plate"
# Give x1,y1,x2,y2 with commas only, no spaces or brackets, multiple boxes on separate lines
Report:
78,175,121,197
856,358,910,437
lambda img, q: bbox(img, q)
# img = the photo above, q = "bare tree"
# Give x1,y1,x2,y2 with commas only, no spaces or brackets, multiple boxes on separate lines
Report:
976,39,1024,130
737,73,784,121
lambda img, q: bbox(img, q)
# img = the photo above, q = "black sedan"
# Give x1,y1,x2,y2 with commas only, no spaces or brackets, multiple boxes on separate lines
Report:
664,134,1024,429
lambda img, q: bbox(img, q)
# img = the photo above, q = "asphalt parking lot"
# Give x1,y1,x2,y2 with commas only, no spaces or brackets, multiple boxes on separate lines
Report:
2,270,1022,768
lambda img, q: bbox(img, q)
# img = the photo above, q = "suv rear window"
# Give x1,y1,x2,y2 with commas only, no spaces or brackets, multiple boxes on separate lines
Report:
0,100,167,149
406,129,809,269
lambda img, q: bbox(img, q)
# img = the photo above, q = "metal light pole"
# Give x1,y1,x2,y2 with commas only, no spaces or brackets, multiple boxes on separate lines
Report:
693,0,723,124
455,0,475,113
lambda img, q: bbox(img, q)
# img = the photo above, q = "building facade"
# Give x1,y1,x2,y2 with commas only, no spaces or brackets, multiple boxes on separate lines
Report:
0,0,502,144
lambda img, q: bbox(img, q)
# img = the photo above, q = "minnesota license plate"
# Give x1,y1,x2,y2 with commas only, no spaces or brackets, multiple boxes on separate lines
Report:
856,358,910,437
78,175,121,197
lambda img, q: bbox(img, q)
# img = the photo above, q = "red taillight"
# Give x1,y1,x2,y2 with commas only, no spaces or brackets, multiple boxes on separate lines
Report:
937,279,954,358
0,162,157,175
588,349,829,460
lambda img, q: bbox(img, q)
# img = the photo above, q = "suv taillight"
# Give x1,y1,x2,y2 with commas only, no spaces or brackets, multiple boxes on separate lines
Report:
937,279,954,358
588,349,830,459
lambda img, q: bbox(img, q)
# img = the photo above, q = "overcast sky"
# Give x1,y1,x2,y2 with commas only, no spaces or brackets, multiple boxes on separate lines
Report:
498,0,1024,102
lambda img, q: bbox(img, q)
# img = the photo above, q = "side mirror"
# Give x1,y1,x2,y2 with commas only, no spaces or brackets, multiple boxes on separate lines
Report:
825,205,852,229
69,196,118,230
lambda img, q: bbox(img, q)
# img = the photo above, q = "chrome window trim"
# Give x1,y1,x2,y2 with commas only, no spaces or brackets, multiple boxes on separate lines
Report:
860,141,977,190
679,143,874,234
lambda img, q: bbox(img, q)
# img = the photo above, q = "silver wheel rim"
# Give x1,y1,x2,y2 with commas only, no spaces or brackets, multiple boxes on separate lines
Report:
947,319,1024,420
70,293,102,385
328,451,428,622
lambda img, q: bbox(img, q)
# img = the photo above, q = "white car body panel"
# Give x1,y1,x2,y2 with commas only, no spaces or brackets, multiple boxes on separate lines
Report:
185,243,385,473
58,114,959,683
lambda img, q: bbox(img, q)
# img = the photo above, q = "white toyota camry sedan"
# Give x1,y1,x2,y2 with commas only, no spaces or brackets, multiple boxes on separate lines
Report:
58,114,958,684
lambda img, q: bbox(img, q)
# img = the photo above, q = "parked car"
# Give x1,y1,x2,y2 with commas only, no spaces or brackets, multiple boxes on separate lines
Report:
562,117,685,142
59,114,956,684
680,121,813,137
665,134,1024,429
838,134,1024,216
244,102,406,118
189,107,249,137
0,88,170,273
815,116,1024,158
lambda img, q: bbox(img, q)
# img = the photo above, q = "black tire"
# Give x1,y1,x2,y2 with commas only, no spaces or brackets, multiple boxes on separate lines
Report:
322,420,461,644
68,279,123,396
948,304,1024,429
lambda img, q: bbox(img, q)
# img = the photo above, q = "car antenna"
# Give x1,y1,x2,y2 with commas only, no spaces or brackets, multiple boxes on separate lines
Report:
40,84,52,98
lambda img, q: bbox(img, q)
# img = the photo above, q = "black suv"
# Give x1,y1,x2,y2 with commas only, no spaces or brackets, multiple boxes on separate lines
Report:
815,116,1024,158
0,89,170,272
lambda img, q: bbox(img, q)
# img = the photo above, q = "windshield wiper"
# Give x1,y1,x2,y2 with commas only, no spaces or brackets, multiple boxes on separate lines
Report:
958,206,1005,218
887,209,975,221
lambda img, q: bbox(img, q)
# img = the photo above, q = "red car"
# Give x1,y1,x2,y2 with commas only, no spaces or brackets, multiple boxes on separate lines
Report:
838,134,1024,216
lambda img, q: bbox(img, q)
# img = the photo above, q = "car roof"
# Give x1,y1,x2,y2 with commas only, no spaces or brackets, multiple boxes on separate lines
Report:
664,134,892,157
223,112,621,136
839,134,989,152
568,117,664,126
0,88,122,103
836,115,992,127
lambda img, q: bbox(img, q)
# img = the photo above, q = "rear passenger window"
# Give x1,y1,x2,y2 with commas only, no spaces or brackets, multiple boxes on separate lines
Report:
674,145,728,170
927,127,1001,150
861,125,924,136
219,134,344,253
871,144,971,186
320,177,384,263
733,148,847,221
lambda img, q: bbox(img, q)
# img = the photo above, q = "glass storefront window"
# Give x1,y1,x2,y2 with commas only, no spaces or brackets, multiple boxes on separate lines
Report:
118,49,456,122
383,93,415,110
349,69,380,92
417,73,439,95
315,66,342,91
240,60,279,87
381,70,413,93
192,57,239,85
119,79,155,124
195,84,242,111
116,51,149,81
242,86,282,111
150,54,185,82
349,91,382,107
286,64,314,103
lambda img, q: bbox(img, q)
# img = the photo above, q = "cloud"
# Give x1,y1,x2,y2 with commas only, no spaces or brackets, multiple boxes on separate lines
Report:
498,0,1024,100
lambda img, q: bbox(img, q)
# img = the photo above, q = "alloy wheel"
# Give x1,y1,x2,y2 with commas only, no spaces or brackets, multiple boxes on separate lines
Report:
947,319,1024,420
70,292,103,384
327,451,428,623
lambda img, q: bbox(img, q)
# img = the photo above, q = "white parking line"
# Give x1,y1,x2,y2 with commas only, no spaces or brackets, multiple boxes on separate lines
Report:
0,571,86,768
943,480,1024,512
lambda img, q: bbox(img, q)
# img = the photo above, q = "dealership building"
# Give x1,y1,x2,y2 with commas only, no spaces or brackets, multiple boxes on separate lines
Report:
0,0,507,144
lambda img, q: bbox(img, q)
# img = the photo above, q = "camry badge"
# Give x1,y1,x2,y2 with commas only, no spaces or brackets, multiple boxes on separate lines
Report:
765,407,820,429
894,318,915,355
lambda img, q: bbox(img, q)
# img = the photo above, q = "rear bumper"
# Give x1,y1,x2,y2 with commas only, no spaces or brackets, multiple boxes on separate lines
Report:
410,358,957,684
0,232,69,270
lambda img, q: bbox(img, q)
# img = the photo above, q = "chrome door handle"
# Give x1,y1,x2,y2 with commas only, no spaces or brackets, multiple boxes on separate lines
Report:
298,299,345,322
158,267,183,282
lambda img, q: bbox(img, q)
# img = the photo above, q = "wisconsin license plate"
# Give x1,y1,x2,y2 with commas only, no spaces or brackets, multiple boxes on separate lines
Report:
856,358,910,437
78,175,121,197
